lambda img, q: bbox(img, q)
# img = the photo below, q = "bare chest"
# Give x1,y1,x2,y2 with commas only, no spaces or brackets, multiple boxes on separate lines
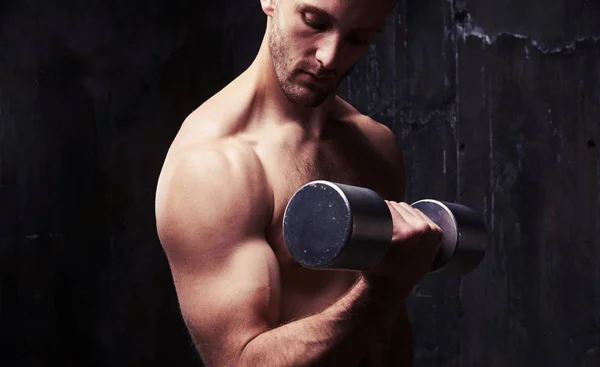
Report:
258,135,399,323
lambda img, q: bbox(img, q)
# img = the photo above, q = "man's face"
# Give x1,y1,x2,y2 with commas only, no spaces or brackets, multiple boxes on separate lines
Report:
267,0,393,108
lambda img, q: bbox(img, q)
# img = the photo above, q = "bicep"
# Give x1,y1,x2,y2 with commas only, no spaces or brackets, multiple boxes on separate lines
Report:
156,143,279,365
172,236,281,365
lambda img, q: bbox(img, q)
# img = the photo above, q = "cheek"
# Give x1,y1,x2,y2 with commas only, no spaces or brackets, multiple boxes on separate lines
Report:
278,15,306,40
281,18,318,54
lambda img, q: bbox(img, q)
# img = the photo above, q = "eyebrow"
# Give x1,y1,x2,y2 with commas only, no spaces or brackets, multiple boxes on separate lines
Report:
299,4,382,33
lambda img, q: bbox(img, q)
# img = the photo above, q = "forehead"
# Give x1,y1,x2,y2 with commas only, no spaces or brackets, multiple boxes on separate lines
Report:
292,0,393,27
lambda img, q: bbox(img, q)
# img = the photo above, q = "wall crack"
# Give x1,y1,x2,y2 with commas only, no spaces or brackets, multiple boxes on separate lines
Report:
455,14,600,55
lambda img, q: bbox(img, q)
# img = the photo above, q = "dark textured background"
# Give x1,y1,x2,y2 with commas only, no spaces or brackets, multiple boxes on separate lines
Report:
1,0,599,366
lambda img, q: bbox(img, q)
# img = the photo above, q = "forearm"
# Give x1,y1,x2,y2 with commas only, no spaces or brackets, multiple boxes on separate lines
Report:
239,276,406,366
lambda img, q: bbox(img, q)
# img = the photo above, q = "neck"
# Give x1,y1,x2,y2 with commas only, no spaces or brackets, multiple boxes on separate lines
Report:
244,31,337,139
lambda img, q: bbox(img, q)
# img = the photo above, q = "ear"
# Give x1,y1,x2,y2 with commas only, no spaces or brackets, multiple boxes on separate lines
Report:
260,0,276,17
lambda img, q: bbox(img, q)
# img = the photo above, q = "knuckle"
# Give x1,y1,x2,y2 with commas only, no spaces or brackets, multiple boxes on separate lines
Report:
416,222,430,234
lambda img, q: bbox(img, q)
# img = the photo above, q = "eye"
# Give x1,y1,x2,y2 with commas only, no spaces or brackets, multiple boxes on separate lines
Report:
302,13,327,31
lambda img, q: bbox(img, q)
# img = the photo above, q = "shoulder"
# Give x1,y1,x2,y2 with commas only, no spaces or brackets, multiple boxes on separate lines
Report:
155,138,274,250
359,116,406,201
335,98,406,200
335,97,400,153
156,75,274,245
336,98,405,171
358,116,400,158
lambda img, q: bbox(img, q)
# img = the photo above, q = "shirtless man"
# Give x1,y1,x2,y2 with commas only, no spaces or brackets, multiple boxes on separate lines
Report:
154,0,443,365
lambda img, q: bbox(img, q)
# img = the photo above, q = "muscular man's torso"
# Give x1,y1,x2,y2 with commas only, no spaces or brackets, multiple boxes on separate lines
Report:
260,115,401,323
169,74,409,364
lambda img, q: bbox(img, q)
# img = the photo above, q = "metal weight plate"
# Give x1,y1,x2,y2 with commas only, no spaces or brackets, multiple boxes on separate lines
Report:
283,181,392,270
411,200,487,275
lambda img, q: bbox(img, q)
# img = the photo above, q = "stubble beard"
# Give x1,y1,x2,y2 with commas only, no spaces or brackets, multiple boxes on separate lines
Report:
268,18,335,108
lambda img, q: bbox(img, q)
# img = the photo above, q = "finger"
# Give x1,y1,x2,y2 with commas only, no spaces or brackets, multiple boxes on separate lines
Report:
385,201,420,248
401,203,435,225
397,203,436,235
396,204,442,253
390,202,429,235
394,202,422,221
411,208,443,244
411,209,444,254
384,200,410,227
386,201,413,221
390,202,433,240
412,208,442,232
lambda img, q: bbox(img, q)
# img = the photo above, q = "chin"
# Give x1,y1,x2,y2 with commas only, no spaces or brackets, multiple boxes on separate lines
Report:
285,86,331,108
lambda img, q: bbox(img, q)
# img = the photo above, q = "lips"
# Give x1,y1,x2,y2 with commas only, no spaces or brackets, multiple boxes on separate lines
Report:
301,70,332,83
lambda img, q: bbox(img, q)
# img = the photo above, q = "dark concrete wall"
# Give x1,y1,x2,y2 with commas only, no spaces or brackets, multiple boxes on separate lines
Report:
1,0,598,366
453,1,600,366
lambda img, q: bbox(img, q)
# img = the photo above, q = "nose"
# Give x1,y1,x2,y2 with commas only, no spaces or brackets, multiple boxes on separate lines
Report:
315,34,341,71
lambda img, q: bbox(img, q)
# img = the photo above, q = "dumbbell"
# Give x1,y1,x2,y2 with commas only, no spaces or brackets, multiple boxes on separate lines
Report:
282,180,487,275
